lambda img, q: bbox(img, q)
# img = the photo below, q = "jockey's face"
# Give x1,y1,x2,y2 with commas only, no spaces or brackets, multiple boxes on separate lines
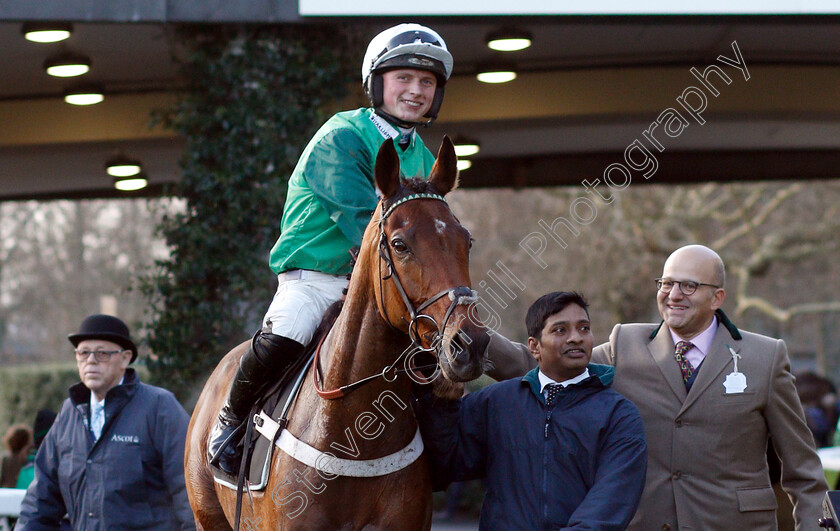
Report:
380,69,437,124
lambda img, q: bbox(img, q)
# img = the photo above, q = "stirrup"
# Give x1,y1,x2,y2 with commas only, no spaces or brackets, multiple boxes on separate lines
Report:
208,421,246,469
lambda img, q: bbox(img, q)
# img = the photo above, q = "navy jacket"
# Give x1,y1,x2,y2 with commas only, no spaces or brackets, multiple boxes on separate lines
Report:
16,369,195,530
418,364,647,531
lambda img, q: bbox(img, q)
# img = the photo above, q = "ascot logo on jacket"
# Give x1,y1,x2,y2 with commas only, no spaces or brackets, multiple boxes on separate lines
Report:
111,434,140,444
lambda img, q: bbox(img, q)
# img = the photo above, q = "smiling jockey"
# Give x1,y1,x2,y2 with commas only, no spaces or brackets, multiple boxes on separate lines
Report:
208,23,454,474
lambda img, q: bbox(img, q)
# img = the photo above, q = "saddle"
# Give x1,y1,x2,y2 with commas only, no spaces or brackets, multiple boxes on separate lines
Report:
211,272,354,491
211,350,314,491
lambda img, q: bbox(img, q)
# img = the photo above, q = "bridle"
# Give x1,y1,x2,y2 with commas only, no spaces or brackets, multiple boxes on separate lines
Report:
378,193,477,348
314,192,477,399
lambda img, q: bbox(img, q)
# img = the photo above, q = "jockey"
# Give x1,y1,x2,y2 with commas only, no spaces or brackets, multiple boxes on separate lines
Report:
208,23,454,474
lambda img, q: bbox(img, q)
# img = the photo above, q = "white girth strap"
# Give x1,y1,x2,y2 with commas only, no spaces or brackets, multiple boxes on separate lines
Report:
255,411,424,478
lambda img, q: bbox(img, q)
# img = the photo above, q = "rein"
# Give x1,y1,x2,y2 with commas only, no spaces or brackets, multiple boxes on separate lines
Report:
312,333,438,399
313,192,477,400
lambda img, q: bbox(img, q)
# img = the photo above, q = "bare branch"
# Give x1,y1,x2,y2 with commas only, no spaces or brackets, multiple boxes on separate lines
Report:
737,297,840,323
712,184,802,250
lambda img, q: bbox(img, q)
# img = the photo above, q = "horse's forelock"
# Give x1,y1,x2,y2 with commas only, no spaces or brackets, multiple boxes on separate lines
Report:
380,177,444,214
403,177,435,194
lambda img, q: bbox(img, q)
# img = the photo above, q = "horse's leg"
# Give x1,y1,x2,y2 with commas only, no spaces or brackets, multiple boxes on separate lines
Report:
190,468,232,530
187,446,232,530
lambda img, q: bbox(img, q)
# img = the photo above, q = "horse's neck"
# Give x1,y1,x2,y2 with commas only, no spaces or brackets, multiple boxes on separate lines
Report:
322,279,408,395
306,268,419,452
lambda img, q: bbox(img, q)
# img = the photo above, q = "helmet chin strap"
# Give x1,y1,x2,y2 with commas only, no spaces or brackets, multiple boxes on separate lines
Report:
373,108,435,129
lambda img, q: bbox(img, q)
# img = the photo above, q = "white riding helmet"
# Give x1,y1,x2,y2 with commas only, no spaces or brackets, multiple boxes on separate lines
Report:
362,23,453,122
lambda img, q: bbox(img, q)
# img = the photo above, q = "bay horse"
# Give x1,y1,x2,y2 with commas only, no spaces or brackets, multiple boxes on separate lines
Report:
185,136,490,530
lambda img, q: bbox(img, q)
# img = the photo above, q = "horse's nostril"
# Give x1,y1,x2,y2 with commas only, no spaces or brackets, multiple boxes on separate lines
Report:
450,334,472,364
450,328,489,366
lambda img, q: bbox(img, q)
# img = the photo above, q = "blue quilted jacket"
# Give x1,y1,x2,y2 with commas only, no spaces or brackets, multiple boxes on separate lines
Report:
417,364,647,530
16,369,194,530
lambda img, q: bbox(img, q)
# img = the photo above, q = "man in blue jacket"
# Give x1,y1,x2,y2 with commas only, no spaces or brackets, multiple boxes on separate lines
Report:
417,292,647,530
16,314,194,530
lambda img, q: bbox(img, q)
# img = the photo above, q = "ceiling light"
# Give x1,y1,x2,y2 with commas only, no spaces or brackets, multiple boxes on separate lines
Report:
64,85,104,106
114,174,149,192
456,160,472,171
22,22,73,43
44,53,91,78
486,30,532,52
476,67,517,84
453,138,480,158
105,155,142,177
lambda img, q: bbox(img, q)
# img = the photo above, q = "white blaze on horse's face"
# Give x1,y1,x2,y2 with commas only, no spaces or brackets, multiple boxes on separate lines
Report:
434,219,447,235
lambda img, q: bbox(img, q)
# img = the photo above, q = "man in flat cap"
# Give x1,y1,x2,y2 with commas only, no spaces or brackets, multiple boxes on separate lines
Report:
16,314,195,530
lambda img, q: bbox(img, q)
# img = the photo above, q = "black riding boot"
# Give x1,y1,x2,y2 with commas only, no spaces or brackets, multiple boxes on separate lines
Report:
208,331,305,474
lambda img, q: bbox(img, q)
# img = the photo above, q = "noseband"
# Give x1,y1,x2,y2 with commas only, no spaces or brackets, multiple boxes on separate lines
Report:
377,193,478,353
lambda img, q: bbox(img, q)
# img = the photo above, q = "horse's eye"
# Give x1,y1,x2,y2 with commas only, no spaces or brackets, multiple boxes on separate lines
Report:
469,238,475,250
391,238,409,254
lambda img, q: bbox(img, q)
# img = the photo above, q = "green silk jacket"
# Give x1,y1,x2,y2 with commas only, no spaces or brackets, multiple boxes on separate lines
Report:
269,107,436,276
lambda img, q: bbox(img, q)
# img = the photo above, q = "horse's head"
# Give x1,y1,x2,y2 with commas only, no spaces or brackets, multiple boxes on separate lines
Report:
370,136,489,386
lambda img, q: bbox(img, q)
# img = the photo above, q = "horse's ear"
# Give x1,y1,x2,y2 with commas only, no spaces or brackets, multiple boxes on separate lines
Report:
375,139,401,199
428,135,459,196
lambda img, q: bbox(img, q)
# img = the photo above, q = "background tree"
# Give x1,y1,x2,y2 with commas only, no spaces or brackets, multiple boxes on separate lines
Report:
0,199,168,363
142,25,360,403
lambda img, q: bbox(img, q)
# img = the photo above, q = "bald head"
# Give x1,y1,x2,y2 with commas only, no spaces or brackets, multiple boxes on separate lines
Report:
657,245,726,340
664,245,725,288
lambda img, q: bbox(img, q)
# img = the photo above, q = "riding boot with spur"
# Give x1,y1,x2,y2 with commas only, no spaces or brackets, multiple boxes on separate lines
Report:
208,330,305,474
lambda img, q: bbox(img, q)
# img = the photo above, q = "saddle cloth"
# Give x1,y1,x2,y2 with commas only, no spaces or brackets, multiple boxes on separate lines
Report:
212,352,313,491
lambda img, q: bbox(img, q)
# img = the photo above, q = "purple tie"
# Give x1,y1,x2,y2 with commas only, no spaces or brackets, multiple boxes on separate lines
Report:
674,341,695,383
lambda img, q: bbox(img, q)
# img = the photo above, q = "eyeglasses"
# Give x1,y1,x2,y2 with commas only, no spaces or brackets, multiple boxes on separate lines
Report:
655,278,720,296
74,349,125,362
